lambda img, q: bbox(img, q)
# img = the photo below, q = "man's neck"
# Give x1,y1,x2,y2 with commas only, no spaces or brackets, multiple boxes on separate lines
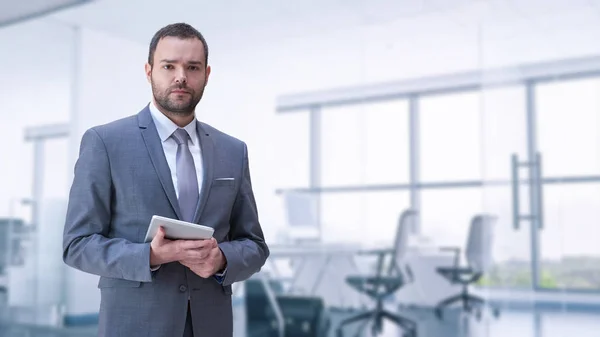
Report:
164,112,195,128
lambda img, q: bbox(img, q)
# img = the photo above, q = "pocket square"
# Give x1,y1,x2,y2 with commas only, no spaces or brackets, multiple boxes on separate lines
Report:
215,177,235,181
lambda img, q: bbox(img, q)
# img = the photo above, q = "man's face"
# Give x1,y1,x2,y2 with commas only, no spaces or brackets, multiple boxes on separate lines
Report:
145,36,211,116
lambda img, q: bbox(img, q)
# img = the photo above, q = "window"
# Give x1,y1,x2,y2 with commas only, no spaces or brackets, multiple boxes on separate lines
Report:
479,86,528,181
320,100,409,187
539,182,600,290
274,112,310,188
536,78,600,177
320,191,409,245
420,91,482,182
420,188,483,247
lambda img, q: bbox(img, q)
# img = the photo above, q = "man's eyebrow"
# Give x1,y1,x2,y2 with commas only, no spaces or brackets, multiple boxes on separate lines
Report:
160,59,203,65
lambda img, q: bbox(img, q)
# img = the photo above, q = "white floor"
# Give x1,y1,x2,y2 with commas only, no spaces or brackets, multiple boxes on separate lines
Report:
1,307,599,337
328,307,600,337
490,311,600,337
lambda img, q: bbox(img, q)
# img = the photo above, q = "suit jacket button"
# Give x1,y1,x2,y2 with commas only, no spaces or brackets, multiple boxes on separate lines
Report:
179,285,187,292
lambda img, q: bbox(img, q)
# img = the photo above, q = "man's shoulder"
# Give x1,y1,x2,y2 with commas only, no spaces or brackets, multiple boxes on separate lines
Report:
84,111,141,141
198,121,245,147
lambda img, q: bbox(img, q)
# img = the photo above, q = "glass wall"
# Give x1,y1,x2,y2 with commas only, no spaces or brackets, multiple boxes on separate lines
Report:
535,78,600,290
419,91,482,182
320,100,410,188
278,70,600,295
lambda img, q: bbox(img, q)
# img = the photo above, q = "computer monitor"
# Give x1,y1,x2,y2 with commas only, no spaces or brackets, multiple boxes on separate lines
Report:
282,192,320,242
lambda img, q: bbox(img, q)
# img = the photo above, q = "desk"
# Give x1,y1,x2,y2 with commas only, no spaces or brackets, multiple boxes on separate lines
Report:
266,243,366,309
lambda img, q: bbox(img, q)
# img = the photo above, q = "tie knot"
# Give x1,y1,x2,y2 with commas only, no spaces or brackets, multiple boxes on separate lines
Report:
172,128,190,145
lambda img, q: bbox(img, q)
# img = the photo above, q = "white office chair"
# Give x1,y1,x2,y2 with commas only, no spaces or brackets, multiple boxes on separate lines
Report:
434,214,499,320
335,209,418,337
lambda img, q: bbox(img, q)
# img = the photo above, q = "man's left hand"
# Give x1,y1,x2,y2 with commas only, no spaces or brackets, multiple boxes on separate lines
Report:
180,238,227,278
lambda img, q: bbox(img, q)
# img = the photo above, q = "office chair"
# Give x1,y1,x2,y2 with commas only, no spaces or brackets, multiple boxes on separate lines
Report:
335,209,418,337
434,214,500,320
245,276,331,337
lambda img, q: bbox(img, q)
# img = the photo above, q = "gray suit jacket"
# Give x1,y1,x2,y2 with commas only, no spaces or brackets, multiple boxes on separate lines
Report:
62,105,269,337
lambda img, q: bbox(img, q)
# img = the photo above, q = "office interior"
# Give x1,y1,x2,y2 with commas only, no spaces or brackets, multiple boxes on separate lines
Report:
1,0,600,336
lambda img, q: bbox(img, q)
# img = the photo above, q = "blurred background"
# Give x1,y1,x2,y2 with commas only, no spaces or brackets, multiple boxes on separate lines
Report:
1,0,600,336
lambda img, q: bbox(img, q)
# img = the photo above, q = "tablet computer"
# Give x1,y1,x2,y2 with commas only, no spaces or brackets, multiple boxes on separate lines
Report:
144,215,214,242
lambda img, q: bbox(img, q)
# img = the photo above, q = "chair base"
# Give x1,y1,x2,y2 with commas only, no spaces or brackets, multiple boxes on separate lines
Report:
335,308,417,337
434,292,500,321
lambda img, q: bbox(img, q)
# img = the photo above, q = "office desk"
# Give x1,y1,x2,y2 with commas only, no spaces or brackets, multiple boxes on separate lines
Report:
266,243,366,309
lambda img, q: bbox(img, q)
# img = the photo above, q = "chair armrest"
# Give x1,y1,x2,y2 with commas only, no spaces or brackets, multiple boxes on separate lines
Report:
439,246,461,268
357,248,394,278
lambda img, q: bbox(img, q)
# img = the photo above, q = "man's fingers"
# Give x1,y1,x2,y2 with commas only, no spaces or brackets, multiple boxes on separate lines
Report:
151,227,166,245
182,260,213,278
174,238,218,263
183,249,210,261
178,239,213,250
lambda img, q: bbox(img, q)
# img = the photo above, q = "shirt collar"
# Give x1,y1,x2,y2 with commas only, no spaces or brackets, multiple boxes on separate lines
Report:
148,100,198,145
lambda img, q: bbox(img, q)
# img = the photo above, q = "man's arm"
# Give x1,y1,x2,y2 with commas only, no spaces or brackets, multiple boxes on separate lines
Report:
62,128,154,283
218,143,270,286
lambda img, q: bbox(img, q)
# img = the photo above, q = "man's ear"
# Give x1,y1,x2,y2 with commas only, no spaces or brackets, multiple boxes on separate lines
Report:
204,65,212,85
145,63,152,83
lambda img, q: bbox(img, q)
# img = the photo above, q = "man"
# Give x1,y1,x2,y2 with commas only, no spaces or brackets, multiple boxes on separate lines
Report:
62,22,269,337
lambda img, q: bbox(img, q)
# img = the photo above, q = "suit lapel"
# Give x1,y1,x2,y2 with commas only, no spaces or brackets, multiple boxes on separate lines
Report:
138,106,183,220
193,121,214,224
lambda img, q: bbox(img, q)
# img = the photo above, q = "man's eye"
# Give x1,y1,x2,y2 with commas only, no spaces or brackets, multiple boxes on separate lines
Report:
163,64,173,70
189,66,199,71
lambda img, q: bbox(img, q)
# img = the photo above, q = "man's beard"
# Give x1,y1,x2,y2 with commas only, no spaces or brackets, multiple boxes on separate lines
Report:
151,79,204,116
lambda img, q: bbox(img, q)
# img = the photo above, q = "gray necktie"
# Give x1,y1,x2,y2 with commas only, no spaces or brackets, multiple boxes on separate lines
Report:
172,128,199,222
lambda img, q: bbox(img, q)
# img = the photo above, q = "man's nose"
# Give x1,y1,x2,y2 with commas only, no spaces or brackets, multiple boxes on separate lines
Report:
175,69,187,85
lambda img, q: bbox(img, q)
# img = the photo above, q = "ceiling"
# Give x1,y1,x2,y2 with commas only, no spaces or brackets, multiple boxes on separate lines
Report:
40,0,600,50
0,0,90,28
44,0,479,44
2,0,599,62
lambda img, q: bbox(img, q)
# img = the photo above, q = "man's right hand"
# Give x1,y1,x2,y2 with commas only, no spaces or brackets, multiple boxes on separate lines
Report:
149,226,211,267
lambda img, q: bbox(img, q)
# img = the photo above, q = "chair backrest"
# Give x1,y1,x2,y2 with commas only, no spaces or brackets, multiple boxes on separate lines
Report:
465,214,497,273
391,209,418,267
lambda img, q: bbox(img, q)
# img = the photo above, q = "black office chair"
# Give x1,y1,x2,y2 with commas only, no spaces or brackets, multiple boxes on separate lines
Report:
245,276,331,337
434,214,500,320
335,210,418,337
245,278,283,337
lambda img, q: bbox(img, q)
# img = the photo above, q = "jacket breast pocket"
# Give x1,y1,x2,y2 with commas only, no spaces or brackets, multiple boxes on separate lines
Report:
212,178,235,190
98,276,142,288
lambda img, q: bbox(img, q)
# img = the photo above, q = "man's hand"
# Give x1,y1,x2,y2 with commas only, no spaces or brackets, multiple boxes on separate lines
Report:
149,227,212,267
180,238,227,278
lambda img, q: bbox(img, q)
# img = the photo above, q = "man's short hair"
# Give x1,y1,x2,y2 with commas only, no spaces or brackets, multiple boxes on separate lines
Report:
148,22,209,67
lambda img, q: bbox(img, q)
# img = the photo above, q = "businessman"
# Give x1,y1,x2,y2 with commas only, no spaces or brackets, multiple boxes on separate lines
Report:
62,22,269,337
